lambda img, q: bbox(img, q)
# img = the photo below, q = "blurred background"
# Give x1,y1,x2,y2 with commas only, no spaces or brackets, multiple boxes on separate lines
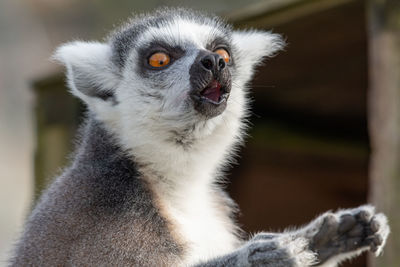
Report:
0,0,399,266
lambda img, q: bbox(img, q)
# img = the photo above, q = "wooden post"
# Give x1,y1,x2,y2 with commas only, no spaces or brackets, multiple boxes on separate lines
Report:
367,0,400,266
33,75,83,200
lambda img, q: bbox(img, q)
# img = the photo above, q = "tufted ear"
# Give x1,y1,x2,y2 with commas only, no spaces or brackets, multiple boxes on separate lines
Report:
232,31,285,82
53,41,120,104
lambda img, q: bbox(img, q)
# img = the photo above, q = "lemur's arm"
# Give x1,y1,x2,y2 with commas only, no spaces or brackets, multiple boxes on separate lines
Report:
195,236,316,267
195,205,389,267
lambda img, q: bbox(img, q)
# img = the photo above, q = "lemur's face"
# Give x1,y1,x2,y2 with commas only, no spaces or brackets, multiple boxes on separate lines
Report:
134,34,233,119
55,9,283,146
111,14,237,122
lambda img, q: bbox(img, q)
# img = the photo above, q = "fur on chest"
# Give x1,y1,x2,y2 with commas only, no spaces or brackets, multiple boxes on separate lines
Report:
148,178,241,266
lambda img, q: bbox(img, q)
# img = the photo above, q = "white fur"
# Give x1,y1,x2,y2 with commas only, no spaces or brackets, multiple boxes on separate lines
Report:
278,237,317,267
53,41,120,101
53,41,120,124
136,18,225,49
372,213,390,256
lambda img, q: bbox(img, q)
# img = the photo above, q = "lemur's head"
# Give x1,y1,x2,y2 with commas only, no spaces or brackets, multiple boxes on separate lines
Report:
55,8,283,150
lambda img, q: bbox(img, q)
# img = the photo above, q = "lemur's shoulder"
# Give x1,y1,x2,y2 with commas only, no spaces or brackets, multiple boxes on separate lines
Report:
11,118,184,266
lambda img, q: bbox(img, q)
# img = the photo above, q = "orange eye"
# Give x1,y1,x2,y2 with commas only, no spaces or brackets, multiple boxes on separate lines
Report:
148,52,170,68
214,48,230,63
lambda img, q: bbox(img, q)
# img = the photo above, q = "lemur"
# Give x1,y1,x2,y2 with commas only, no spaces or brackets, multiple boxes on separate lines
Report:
10,8,389,267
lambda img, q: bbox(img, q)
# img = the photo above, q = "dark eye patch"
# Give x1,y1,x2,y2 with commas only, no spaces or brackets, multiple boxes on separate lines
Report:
138,41,185,74
206,36,230,51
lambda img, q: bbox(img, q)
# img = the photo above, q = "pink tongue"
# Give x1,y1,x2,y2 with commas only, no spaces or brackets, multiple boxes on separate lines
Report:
202,83,221,102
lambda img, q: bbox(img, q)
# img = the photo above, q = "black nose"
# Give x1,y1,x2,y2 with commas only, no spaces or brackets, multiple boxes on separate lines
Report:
200,54,226,73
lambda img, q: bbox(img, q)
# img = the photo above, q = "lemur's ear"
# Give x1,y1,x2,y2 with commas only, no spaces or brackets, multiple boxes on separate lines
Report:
53,41,119,103
232,31,285,82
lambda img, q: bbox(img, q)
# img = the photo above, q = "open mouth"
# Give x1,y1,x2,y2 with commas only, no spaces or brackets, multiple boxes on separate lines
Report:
200,80,228,104
190,78,231,118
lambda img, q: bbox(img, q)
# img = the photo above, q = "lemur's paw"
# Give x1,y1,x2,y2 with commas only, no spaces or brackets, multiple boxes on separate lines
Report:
336,206,390,256
306,205,390,263
244,235,317,267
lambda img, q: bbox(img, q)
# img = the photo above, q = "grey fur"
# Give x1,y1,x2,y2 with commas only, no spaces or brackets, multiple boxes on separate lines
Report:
70,66,115,101
196,240,297,267
10,118,183,266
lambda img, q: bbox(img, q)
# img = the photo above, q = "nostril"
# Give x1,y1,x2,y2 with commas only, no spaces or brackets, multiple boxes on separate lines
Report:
218,58,226,70
201,57,214,70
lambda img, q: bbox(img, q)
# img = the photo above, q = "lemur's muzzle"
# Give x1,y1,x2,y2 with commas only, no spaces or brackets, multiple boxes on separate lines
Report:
189,50,232,118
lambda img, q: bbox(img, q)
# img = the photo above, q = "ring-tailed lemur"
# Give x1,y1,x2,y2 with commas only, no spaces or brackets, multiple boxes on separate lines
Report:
10,8,389,267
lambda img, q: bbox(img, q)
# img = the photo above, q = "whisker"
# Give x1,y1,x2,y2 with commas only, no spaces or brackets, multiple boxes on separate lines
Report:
251,85,276,88
231,81,276,89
